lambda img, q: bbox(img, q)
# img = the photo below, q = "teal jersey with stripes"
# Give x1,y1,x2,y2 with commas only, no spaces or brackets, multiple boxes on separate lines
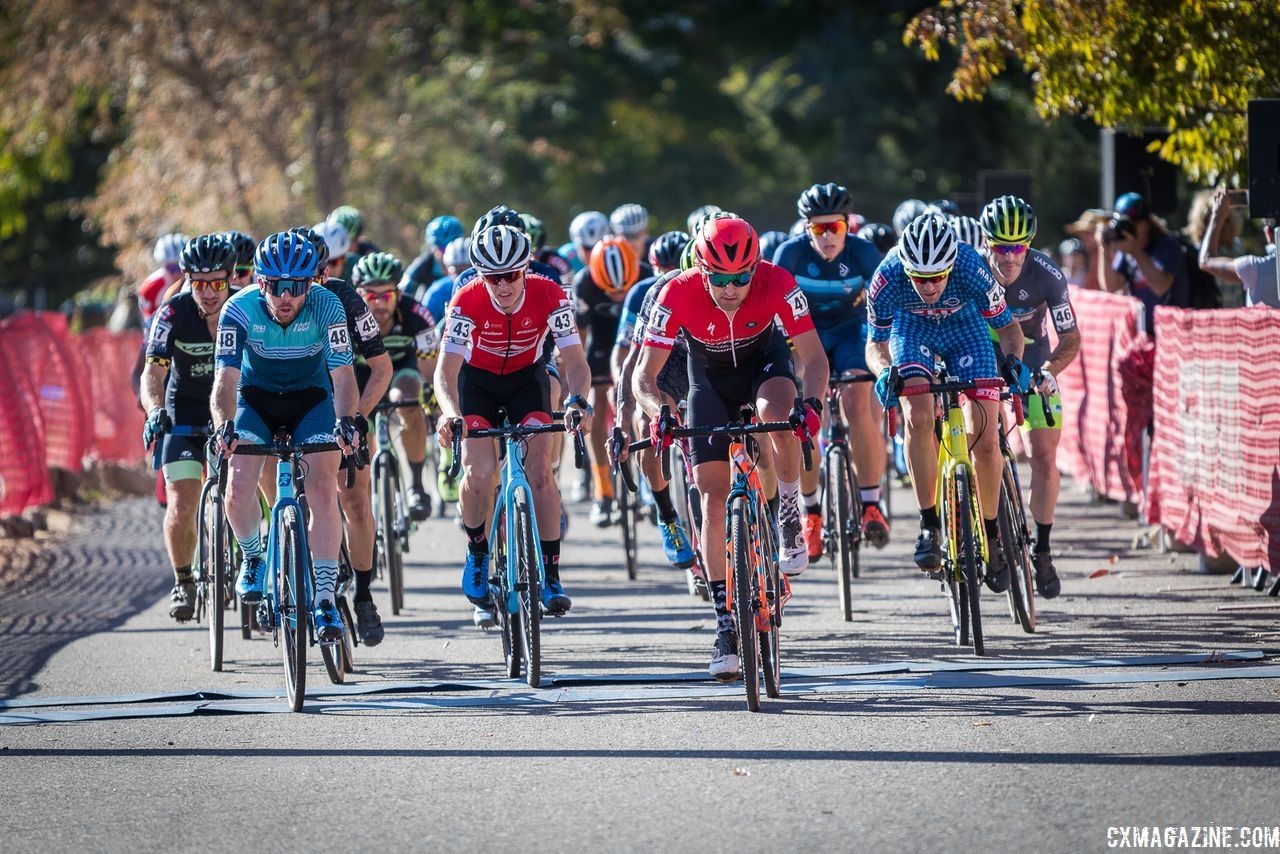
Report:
215,286,353,393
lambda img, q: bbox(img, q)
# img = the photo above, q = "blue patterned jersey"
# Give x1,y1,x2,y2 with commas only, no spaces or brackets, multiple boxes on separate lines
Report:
215,286,354,393
772,234,883,326
867,242,1011,343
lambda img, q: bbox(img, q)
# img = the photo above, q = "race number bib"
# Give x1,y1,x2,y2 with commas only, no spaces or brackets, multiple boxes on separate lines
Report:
216,327,238,356
648,303,673,337
1050,303,1076,331
548,303,576,339
356,311,380,341
442,312,476,348
784,286,811,319
327,323,351,353
148,319,172,351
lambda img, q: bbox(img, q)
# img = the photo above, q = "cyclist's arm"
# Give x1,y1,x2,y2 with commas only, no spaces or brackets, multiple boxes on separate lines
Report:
557,341,592,408
994,321,1025,362
788,328,829,405
1045,329,1080,377
866,339,893,377
140,363,167,414
634,345,671,421
211,366,239,431
331,363,358,419
432,350,465,423
359,353,393,415
212,303,249,430
609,340,631,388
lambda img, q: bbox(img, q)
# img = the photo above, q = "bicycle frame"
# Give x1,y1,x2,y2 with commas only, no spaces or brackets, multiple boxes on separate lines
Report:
262,453,316,645
724,439,780,633
372,405,413,544
487,434,544,615
934,392,989,566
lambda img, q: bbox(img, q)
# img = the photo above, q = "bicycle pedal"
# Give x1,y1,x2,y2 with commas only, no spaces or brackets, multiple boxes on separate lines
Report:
256,603,275,631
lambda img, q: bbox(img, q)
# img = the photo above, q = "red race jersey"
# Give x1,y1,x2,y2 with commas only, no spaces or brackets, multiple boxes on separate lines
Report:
440,273,580,375
643,261,815,370
137,268,171,321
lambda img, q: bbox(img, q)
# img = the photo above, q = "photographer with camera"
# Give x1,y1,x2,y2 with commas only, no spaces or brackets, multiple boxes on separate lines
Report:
1096,192,1190,331
1198,186,1279,309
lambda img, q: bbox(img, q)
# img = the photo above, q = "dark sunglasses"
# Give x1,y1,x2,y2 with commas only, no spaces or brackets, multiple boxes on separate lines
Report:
258,275,311,298
990,241,1030,256
808,220,848,237
480,269,524,285
705,268,755,288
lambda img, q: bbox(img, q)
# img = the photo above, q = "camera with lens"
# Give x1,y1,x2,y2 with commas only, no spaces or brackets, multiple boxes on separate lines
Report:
1102,214,1136,244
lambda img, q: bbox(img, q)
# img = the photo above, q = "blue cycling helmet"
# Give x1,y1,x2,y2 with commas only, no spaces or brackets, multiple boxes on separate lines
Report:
255,231,320,278
426,215,464,249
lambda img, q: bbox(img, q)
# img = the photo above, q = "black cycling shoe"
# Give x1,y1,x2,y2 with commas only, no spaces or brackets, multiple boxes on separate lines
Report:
1033,551,1061,599
914,526,942,570
353,599,385,646
985,539,1010,594
408,487,432,522
169,582,196,622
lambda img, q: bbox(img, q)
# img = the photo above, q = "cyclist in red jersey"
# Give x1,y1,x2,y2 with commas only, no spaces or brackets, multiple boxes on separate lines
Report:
138,233,189,322
635,215,828,679
434,224,593,627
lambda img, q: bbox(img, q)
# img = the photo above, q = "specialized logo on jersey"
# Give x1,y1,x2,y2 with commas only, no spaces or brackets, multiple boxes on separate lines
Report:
1051,304,1076,329
327,323,351,353
785,286,811,319
357,311,380,341
869,271,889,299
442,311,476,347
216,328,237,356
549,304,576,339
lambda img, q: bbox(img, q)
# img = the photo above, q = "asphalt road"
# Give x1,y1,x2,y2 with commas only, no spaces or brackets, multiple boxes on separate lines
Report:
2,479,1278,853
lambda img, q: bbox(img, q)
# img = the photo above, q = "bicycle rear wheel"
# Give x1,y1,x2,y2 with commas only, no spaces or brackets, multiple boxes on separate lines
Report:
493,509,522,679
759,497,782,699
279,506,308,711
999,464,1036,634
955,469,985,656
729,496,760,712
336,596,356,673
826,446,854,623
941,474,965,647
513,489,541,688
616,462,638,581
377,456,405,615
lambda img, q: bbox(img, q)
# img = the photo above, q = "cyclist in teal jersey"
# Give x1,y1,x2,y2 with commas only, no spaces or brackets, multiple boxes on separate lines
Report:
212,232,362,641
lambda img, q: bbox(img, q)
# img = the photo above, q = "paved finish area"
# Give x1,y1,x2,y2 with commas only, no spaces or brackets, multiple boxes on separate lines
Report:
2,480,1278,852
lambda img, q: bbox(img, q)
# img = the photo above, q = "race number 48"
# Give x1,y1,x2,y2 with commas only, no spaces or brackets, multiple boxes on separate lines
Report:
216,328,237,356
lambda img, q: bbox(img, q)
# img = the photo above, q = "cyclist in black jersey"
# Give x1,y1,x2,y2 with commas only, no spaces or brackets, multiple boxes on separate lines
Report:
574,235,641,526
141,234,235,622
352,252,437,520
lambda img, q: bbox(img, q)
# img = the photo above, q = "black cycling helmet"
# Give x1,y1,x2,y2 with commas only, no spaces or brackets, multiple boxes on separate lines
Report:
222,230,257,269
180,234,236,274
288,225,330,268
471,204,523,237
797,182,854,219
647,230,690,271
856,222,896,254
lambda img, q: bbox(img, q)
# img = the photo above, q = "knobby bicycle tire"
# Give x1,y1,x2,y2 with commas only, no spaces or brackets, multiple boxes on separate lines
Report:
494,509,522,679
336,596,356,674
758,496,782,700
617,463,637,581
377,456,405,616
201,481,227,672
279,506,309,711
827,445,854,623
999,464,1037,633
942,473,965,647
513,489,541,688
955,469,985,656
729,496,760,712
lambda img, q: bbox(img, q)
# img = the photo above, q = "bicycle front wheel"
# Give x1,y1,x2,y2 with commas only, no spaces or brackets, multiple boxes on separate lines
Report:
758,496,782,699
377,457,405,615
729,496,760,712
196,479,227,671
955,469,985,656
616,462,638,581
513,489,541,688
279,506,308,711
826,446,854,623
999,464,1036,634
493,509,522,679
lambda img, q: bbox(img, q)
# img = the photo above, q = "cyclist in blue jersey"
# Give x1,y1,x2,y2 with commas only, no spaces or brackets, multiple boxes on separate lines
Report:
211,232,362,642
866,214,1027,591
773,183,889,559
404,214,465,301
558,210,609,276
609,230,695,567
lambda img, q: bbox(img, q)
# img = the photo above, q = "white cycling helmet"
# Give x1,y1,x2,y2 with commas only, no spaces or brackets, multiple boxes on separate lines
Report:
609,203,649,237
948,215,987,252
442,236,471,271
470,224,532,274
898,214,958,275
892,199,928,235
569,211,609,250
153,232,190,266
686,205,722,236
313,220,351,260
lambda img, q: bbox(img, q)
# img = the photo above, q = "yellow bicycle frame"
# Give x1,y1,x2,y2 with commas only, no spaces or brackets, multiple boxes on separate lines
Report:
934,396,989,566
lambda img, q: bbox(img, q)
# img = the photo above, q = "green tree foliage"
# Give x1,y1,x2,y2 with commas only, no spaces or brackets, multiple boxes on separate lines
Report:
906,0,1280,183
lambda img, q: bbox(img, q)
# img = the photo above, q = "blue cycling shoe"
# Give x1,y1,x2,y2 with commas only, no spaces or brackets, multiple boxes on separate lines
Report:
659,519,695,569
462,552,492,605
236,557,266,603
314,599,344,642
541,578,572,615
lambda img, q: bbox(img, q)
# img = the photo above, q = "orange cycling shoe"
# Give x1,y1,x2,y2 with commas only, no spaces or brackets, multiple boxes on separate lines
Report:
803,512,823,561
862,504,890,549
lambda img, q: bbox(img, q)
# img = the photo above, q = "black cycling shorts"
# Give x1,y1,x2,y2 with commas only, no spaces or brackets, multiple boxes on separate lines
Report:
685,331,796,466
161,396,212,469
587,346,613,386
460,362,552,430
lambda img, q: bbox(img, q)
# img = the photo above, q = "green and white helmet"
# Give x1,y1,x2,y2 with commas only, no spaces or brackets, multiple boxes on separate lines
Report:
328,205,364,240
352,251,403,287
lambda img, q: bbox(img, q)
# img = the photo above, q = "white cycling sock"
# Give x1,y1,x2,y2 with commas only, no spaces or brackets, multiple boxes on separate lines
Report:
860,486,882,504
313,561,339,602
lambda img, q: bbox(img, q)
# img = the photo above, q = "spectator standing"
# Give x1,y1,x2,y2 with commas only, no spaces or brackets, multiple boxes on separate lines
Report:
1199,186,1280,309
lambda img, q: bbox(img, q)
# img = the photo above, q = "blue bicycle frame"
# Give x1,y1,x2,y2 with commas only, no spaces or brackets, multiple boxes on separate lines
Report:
487,431,543,616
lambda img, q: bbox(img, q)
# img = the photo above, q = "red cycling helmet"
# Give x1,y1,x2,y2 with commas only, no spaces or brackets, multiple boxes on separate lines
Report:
694,216,759,275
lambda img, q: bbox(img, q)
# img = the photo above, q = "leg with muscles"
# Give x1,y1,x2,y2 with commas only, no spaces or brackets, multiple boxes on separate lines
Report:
693,460,738,679
527,432,571,614
638,406,694,568
391,372,432,521
1027,424,1063,598
758,376,806,576
587,383,615,528
843,377,889,547
964,395,1009,593
227,455,268,601
899,379,941,570
301,449,346,640
339,463,383,645
459,433,499,624
161,470,202,621
799,408,823,561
